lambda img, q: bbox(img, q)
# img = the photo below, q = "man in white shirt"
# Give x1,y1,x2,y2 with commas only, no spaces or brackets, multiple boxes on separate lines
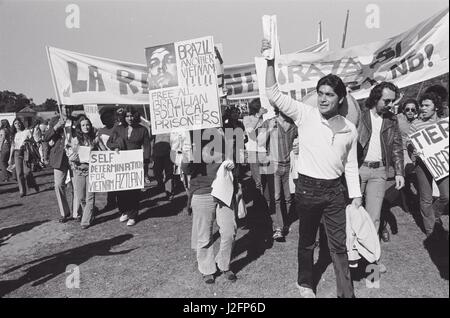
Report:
263,40,362,298
357,82,404,270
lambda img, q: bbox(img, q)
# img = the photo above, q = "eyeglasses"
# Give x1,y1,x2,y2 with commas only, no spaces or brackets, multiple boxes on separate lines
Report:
383,99,395,106
404,108,416,113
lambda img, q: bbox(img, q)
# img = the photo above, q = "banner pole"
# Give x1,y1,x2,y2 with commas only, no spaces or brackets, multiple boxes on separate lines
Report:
415,81,425,99
341,10,350,48
143,104,149,120
45,45,63,116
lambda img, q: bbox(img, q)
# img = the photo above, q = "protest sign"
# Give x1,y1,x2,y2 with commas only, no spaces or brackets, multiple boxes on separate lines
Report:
145,36,221,135
409,118,449,181
88,149,144,192
225,62,259,100
262,15,278,60
225,39,329,101
46,39,328,104
83,104,104,129
47,43,225,106
215,43,226,98
78,146,91,163
256,8,449,104
280,8,448,100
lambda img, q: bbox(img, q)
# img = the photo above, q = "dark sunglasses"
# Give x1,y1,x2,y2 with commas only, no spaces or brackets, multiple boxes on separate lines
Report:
383,99,395,106
404,108,416,113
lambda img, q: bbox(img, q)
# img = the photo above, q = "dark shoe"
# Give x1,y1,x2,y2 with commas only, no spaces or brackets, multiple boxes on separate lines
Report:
75,216,82,222
222,270,237,282
203,274,215,284
34,186,40,193
59,216,70,223
81,225,89,229
19,193,26,197
381,229,390,242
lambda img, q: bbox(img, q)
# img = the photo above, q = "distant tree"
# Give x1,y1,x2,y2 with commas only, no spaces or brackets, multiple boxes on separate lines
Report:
35,98,59,111
0,90,33,113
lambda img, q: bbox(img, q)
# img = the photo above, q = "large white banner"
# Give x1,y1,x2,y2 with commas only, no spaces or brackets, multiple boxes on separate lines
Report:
47,44,223,106
409,118,449,181
267,8,449,101
47,46,149,105
88,149,144,192
47,40,329,105
225,39,329,100
145,36,221,135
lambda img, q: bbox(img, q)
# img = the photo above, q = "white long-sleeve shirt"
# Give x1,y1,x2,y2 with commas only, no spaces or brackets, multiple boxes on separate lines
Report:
266,84,361,198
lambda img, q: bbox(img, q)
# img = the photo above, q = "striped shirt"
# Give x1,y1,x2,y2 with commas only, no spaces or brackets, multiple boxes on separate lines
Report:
408,114,447,135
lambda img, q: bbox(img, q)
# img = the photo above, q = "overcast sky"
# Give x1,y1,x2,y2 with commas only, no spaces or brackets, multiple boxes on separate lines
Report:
0,0,448,104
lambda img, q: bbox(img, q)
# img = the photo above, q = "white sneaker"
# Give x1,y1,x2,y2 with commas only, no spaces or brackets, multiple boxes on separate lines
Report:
119,214,129,222
296,283,316,298
126,219,136,226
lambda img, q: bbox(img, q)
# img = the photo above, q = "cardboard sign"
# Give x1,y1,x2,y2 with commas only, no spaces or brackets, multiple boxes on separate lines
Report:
145,36,221,134
409,118,449,181
88,149,144,192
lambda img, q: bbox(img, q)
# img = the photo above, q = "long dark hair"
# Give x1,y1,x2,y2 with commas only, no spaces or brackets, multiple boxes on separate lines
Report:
11,117,25,137
123,107,141,127
75,115,96,145
365,82,400,109
0,119,11,130
0,120,11,142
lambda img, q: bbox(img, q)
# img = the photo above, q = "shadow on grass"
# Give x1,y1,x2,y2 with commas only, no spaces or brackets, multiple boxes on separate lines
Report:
139,195,186,221
0,186,19,195
25,186,54,197
230,200,274,274
0,203,23,210
0,234,135,297
424,225,449,280
0,220,49,247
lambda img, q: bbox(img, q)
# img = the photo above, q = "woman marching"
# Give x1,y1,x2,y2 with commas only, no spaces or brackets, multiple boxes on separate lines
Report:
8,118,39,197
107,107,151,226
67,115,99,229
407,92,449,240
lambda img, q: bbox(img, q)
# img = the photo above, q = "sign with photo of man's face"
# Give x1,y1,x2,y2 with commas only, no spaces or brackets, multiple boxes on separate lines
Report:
146,44,178,90
145,36,222,135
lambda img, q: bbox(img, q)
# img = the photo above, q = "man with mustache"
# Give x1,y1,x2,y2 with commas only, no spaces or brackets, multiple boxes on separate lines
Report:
357,82,405,269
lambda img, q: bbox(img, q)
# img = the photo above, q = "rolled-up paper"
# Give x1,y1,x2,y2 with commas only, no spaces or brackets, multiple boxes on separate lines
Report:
262,15,277,60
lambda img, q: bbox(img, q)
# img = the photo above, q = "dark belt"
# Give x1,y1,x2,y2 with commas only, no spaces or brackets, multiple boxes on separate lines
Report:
297,173,341,188
362,161,384,168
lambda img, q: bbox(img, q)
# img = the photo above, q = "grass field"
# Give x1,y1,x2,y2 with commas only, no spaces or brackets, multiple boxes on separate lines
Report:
0,167,448,298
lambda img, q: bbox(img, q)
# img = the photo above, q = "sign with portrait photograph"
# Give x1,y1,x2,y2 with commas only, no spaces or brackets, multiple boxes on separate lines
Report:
145,36,221,135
